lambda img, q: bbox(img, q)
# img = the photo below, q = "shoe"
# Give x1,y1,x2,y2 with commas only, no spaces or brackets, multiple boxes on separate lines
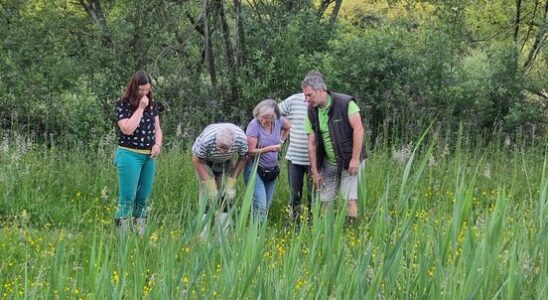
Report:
115,218,130,236
216,212,232,234
199,214,209,240
133,218,146,237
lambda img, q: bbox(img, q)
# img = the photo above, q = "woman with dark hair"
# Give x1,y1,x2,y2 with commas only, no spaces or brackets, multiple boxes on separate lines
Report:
114,71,163,236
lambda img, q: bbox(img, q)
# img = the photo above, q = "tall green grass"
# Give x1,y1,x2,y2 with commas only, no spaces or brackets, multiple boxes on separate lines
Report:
0,131,546,299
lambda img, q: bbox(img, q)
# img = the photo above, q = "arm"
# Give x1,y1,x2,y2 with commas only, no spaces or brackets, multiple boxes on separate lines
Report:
150,116,163,157
230,155,248,178
192,154,210,182
308,132,322,189
278,98,290,116
246,136,280,157
117,96,148,135
154,116,163,146
280,116,291,143
348,112,364,176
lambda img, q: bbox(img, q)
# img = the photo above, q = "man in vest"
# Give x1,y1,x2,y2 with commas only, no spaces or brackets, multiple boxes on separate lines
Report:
302,71,365,223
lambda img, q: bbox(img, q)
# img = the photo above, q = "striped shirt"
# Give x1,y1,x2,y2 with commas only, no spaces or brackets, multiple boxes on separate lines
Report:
279,93,310,166
192,123,248,164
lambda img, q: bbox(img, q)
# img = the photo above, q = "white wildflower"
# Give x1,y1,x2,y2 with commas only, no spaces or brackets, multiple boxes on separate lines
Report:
101,186,109,201
176,123,183,138
97,129,116,159
393,143,413,165
521,255,531,274
428,154,437,167
1,133,9,154
482,163,491,179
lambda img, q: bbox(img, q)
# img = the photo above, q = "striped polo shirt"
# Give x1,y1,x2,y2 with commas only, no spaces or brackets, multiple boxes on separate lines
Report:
192,123,248,164
279,93,310,166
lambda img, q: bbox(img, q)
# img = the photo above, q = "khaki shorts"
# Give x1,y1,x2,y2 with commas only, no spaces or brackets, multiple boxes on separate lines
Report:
317,161,364,202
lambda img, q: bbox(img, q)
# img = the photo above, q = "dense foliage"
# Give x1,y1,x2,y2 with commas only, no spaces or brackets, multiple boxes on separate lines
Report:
1,0,546,145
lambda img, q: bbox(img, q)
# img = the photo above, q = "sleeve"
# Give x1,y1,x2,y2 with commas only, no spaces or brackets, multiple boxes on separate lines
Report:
238,137,248,156
280,117,290,130
245,119,260,138
115,100,132,121
347,100,360,116
191,137,205,158
278,98,290,116
304,115,313,134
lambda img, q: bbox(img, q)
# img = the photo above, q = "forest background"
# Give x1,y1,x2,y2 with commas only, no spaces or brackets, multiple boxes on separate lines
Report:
1,1,547,298
1,0,546,147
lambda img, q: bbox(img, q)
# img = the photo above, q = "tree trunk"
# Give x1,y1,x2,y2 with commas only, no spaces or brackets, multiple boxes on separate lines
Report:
317,0,334,18
520,0,540,53
203,0,218,90
217,0,235,69
77,0,113,48
217,0,239,109
329,0,343,28
233,0,246,65
523,0,548,71
514,0,522,43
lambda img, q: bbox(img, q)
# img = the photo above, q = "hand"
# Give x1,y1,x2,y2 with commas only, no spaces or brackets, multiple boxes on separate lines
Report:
225,177,237,200
264,144,281,153
139,95,149,109
150,144,161,158
204,178,218,200
348,158,360,176
311,169,322,191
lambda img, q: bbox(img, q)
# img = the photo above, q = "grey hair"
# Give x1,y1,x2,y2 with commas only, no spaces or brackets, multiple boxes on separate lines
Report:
216,125,235,147
301,70,327,91
253,99,280,119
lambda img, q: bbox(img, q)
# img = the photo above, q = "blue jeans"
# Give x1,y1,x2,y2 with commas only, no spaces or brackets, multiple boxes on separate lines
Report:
114,148,156,219
243,163,277,223
286,160,312,220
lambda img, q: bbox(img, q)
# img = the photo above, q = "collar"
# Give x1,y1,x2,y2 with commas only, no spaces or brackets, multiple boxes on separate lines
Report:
319,95,332,110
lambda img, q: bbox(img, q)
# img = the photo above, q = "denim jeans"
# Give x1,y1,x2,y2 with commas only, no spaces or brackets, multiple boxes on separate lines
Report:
243,163,277,223
114,148,156,219
286,160,312,220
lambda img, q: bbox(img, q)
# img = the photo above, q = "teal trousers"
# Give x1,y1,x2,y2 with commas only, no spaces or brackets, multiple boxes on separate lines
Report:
114,147,156,219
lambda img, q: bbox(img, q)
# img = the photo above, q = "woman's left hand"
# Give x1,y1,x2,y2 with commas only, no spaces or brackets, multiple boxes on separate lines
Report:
150,144,161,158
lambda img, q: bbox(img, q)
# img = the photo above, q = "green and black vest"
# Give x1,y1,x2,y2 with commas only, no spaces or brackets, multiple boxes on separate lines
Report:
308,92,365,175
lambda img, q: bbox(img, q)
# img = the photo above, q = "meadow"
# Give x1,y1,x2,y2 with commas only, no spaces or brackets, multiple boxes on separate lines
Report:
0,131,546,299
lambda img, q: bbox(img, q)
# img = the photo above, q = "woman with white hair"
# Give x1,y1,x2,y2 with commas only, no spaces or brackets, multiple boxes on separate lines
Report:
244,99,290,223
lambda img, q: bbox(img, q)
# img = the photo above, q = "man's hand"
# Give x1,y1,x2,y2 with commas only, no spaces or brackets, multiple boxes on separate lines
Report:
348,158,360,176
225,177,237,200
204,178,218,200
311,169,322,191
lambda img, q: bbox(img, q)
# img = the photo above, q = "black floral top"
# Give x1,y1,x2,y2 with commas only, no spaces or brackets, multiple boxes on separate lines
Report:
115,99,158,150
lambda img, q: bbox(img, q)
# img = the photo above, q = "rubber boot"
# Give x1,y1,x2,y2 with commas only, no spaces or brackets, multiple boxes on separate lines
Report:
115,218,130,236
133,218,146,237
216,212,232,234
199,214,209,240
